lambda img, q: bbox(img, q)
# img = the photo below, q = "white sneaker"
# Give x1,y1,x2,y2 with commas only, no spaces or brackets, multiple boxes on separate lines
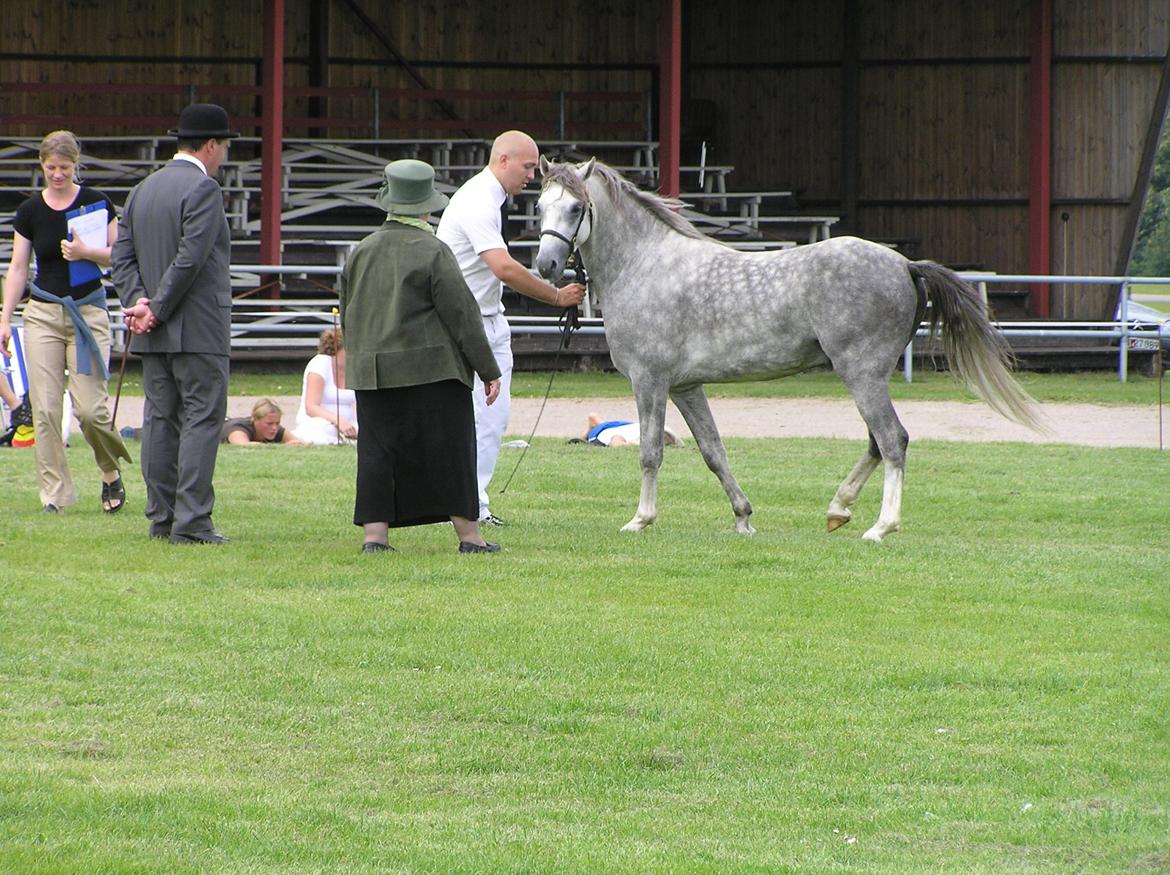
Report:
480,512,509,527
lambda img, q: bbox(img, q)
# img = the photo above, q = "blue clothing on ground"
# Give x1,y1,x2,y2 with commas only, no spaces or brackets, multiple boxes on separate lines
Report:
587,419,631,442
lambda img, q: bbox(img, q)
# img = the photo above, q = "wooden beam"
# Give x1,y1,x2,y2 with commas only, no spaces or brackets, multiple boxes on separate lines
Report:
308,0,330,136
1027,0,1052,316
658,0,681,198
841,0,859,233
335,0,469,135
260,0,284,272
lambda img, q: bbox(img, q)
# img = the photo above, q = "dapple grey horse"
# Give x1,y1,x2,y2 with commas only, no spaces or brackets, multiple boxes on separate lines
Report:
534,158,1043,542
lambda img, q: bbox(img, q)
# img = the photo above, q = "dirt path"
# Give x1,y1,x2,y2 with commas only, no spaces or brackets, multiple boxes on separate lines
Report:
112,395,1165,449
509,397,1163,449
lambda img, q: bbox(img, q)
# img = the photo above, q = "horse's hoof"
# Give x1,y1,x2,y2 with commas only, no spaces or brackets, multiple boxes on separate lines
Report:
826,514,851,532
621,518,650,532
735,519,756,535
862,527,885,543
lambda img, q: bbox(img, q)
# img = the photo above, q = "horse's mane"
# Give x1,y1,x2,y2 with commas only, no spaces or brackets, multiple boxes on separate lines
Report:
541,160,709,242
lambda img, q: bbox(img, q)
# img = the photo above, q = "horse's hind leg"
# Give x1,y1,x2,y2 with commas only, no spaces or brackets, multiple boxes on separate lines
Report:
851,386,912,542
865,455,905,543
826,433,881,532
670,384,755,534
834,374,909,542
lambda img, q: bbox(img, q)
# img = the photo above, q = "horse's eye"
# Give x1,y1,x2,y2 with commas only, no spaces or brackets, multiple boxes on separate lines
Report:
568,203,581,215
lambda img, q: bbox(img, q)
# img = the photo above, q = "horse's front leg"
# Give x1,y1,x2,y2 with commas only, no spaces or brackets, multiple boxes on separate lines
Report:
621,378,670,532
670,384,754,534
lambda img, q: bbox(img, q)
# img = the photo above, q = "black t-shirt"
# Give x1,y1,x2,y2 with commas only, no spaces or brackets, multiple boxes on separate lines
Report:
220,417,286,444
12,187,116,298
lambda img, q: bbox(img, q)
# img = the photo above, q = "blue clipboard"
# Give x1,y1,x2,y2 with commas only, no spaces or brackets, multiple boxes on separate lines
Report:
64,202,107,286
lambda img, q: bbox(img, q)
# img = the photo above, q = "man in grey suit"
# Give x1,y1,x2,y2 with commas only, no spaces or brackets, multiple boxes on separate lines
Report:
111,104,238,545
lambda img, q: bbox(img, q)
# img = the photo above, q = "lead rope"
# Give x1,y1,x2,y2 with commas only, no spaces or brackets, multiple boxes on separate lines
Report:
111,326,132,426
498,257,586,495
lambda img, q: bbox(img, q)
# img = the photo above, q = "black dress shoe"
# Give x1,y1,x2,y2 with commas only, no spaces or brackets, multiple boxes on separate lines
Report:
169,530,231,545
361,542,394,554
458,540,501,554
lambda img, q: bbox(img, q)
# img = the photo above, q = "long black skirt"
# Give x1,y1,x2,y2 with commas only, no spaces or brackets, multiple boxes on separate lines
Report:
353,379,478,528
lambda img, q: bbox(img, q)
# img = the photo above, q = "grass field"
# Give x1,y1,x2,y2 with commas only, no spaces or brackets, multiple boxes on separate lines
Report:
1,431,1167,872
1133,282,1170,315
112,367,1169,407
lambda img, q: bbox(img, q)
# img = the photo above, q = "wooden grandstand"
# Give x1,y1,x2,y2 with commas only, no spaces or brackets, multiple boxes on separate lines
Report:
0,128,831,363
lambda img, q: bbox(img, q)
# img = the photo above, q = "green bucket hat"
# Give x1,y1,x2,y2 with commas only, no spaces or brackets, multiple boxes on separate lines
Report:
375,159,449,215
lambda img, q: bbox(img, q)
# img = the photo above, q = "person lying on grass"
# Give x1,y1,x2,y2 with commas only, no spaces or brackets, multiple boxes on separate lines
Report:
581,411,684,447
221,398,304,446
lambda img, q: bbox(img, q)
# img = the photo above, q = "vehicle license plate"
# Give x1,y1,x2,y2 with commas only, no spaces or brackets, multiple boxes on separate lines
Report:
1127,337,1160,351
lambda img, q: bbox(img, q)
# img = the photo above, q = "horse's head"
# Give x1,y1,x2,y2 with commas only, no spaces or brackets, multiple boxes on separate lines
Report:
535,156,595,281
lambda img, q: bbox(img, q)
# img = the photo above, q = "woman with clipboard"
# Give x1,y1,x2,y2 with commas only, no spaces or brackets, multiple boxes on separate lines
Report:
0,130,131,514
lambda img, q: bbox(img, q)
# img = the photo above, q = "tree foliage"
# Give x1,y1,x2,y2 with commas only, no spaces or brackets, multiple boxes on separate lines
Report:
1131,115,1170,276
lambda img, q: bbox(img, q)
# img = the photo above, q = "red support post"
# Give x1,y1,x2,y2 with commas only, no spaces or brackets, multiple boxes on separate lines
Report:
1028,0,1052,317
658,0,682,198
260,0,285,276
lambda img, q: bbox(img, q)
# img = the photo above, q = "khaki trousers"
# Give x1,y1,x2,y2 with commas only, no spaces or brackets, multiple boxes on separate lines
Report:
22,298,130,508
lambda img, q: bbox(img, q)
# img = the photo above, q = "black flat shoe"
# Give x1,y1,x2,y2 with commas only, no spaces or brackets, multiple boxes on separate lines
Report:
9,395,32,428
458,540,501,554
169,530,231,546
361,542,394,554
102,476,126,513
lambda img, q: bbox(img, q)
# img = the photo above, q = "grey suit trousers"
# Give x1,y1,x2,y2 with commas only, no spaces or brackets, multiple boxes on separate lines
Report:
140,352,229,537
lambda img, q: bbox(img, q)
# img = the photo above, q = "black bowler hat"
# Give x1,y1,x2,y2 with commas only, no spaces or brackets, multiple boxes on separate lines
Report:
168,103,240,139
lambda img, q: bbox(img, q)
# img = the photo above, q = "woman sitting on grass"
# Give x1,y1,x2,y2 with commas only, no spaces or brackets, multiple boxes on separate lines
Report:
292,328,357,445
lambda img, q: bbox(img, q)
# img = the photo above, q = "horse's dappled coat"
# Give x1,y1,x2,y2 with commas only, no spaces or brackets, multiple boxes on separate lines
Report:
535,159,1042,541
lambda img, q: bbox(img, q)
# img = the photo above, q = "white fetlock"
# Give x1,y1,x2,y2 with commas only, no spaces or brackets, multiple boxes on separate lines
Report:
863,521,898,542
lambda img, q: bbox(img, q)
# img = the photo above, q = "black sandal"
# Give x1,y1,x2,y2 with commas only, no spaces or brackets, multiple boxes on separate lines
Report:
102,476,126,514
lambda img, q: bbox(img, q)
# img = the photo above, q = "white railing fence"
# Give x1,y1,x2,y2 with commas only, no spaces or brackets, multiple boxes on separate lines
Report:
917,273,1169,384
214,267,1167,382
4,265,1164,380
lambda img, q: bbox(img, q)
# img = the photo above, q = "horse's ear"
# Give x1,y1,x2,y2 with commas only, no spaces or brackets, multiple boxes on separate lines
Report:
580,157,597,179
539,155,551,175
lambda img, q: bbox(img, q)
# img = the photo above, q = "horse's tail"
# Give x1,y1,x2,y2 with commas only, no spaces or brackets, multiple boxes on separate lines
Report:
908,261,1046,431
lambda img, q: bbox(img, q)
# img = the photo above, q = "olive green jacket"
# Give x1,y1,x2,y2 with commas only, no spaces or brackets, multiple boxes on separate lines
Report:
338,221,501,390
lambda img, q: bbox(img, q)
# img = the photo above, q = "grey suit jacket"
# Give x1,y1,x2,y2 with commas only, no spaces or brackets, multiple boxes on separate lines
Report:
110,159,232,356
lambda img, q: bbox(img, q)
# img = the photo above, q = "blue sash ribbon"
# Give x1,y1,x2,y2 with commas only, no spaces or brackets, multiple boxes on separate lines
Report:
29,283,110,379
587,419,631,442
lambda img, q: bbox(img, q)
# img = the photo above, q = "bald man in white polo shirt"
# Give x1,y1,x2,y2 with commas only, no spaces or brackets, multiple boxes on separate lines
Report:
437,130,587,527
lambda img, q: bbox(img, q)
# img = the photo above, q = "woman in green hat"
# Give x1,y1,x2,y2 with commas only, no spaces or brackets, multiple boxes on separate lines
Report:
340,159,503,555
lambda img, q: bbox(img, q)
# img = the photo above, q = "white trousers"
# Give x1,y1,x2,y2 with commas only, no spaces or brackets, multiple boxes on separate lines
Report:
472,313,513,518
